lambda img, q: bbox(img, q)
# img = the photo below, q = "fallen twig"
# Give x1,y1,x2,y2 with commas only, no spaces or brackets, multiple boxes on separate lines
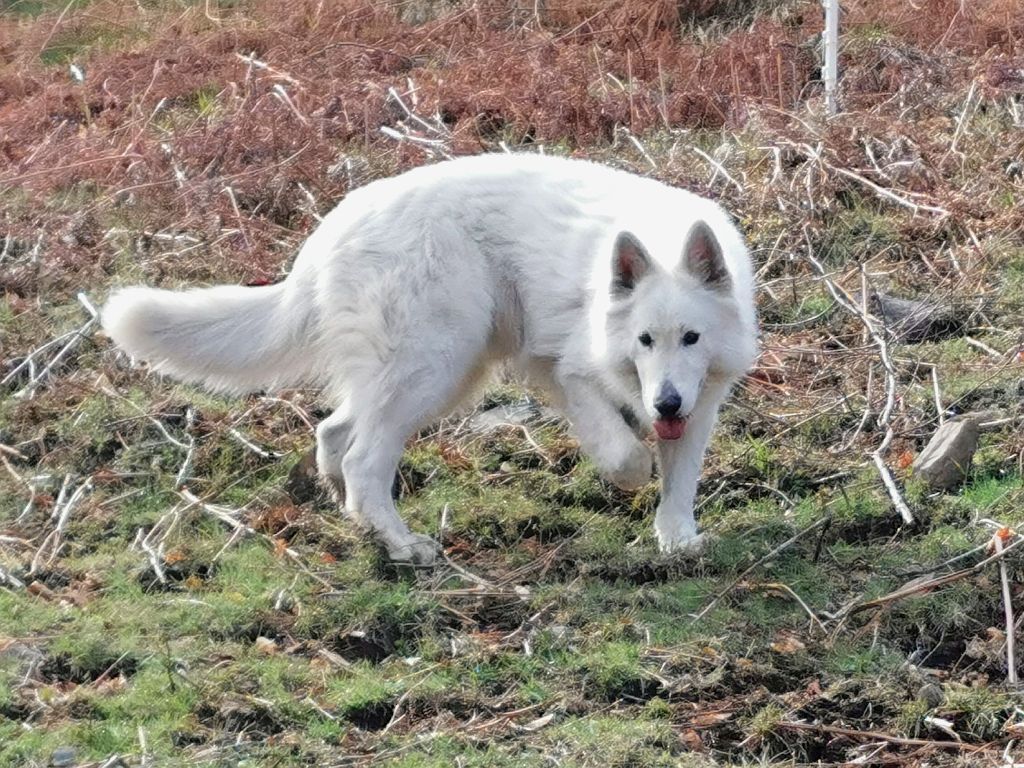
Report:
749,581,828,635
691,517,830,624
15,293,99,399
29,475,93,574
776,720,992,752
227,427,286,459
847,535,1024,616
1,330,77,387
688,144,744,194
178,488,334,589
804,247,913,524
871,428,915,525
964,336,1003,358
994,530,1018,685
134,509,180,584
828,164,950,217
163,406,196,490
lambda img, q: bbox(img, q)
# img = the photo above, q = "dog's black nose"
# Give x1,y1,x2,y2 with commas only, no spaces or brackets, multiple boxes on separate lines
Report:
654,385,682,418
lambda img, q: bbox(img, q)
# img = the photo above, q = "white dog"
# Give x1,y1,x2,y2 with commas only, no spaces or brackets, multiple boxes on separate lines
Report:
102,154,758,564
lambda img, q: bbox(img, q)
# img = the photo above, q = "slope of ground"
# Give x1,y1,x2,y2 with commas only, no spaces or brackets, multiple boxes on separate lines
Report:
1,1,1023,765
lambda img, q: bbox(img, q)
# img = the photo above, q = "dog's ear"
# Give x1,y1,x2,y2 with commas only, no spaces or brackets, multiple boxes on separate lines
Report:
682,222,730,290
612,232,652,295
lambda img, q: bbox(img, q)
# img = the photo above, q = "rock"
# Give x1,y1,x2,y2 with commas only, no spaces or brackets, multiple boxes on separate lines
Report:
917,682,945,708
911,417,980,491
465,402,560,433
51,747,76,767
859,290,964,343
0,640,45,679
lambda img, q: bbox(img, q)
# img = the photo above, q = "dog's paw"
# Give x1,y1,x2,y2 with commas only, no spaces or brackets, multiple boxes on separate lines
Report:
603,441,654,491
385,532,440,566
655,528,708,556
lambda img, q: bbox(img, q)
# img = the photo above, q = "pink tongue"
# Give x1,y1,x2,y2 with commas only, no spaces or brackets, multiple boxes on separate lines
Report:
654,418,685,440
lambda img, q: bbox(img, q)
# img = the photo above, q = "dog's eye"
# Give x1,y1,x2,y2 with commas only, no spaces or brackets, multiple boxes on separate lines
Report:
638,332,654,347
681,331,700,346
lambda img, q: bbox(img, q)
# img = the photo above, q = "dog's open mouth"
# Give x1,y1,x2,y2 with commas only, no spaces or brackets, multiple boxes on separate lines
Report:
653,417,686,441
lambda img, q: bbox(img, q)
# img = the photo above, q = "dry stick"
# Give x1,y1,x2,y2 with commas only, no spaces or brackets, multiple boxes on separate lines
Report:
0,452,36,524
98,387,192,451
157,406,192,490
964,336,1003,358
931,365,945,424
804,250,897,421
29,476,93,574
211,524,247,562
379,126,450,154
258,395,316,432
441,553,497,590
689,145,744,194
226,427,285,459
690,517,829,624
138,532,166,584
1,330,77,386
136,510,180,584
234,51,301,85
177,488,335,590
776,720,991,753
942,79,978,165
16,293,100,399
848,535,1024,616
994,533,1018,685
618,127,657,170
804,248,913,524
138,725,150,768
840,364,875,451
386,85,447,138
750,582,828,634
222,186,252,251
271,84,308,125
871,430,914,525
828,164,950,217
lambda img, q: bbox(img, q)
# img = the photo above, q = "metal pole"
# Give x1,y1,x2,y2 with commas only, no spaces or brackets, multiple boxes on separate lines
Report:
823,0,840,116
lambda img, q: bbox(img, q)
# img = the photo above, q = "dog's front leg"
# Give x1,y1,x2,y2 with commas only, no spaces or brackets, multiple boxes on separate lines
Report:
557,372,653,490
654,379,732,553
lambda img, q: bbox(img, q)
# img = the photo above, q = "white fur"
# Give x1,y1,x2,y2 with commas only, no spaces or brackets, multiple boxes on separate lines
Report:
102,153,758,563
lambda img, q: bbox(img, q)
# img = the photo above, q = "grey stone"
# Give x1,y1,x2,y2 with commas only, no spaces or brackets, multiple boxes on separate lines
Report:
857,290,964,343
917,682,944,708
911,418,980,491
51,747,76,767
1,641,44,679
465,402,560,433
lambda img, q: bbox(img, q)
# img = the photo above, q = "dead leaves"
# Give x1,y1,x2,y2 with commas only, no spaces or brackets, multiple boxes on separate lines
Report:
26,574,100,607
769,633,807,655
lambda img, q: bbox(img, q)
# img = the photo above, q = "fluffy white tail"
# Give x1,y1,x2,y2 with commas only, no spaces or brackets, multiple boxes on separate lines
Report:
101,283,314,394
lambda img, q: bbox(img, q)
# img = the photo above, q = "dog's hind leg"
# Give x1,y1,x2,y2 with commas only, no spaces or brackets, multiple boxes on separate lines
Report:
316,337,491,565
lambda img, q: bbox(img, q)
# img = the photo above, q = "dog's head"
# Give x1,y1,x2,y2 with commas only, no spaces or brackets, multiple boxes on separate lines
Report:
603,221,755,441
